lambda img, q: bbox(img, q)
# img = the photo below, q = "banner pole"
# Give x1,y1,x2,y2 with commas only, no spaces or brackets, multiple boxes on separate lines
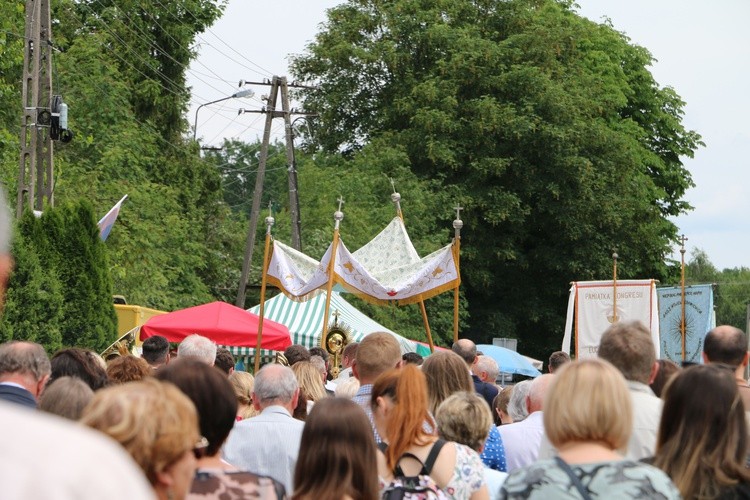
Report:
254,205,275,373
452,205,463,344
612,249,618,323
320,198,344,346
680,235,688,360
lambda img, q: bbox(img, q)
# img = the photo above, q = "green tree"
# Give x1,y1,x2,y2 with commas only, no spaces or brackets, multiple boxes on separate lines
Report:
37,202,117,351
0,213,64,353
687,249,750,331
291,0,702,358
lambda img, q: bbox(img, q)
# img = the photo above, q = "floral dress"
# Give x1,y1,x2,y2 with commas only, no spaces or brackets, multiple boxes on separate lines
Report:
378,443,486,500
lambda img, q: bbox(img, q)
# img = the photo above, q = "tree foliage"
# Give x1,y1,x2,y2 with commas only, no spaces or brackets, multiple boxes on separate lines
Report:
0,213,64,353
686,249,750,331
291,0,702,357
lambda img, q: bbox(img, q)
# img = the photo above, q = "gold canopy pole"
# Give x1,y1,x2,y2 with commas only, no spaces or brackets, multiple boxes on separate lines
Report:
254,204,275,373
612,249,618,324
390,182,435,353
320,197,344,346
452,204,463,343
680,234,688,360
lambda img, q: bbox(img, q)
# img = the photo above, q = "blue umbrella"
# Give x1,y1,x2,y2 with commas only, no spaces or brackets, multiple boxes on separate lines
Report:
476,344,542,378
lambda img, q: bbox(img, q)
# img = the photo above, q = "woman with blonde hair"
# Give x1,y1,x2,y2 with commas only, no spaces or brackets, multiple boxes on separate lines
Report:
372,365,488,499
80,378,203,500
293,398,378,500
229,370,257,420
499,359,679,499
436,392,508,500
292,360,326,412
653,364,750,499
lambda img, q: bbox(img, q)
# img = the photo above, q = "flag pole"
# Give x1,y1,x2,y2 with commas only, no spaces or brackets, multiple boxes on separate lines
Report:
254,203,275,373
680,234,688,360
389,183,435,353
452,204,463,344
320,198,344,346
612,249,618,324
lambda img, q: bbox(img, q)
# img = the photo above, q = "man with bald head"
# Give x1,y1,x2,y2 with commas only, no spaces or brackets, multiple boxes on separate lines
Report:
703,325,750,410
497,373,554,472
453,338,499,408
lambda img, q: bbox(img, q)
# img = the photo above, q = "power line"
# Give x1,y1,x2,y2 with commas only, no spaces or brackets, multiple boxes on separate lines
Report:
148,0,275,78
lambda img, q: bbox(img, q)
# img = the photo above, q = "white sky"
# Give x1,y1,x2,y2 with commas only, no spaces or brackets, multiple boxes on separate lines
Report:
187,0,750,271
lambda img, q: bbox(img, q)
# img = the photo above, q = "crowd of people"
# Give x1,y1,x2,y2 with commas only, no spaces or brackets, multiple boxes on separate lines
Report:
2,195,750,499
4,322,750,499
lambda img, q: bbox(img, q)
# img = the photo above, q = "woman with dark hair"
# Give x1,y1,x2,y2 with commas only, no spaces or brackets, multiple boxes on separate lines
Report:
649,359,680,398
156,358,286,499
653,364,750,498
423,351,507,473
292,398,379,500
372,365,488,500
49,348,109,391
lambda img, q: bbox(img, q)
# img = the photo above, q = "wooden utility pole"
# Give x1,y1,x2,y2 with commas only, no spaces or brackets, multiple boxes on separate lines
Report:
17,0,55,217
236,77,280,308
280,80,301,250
235,76,315,307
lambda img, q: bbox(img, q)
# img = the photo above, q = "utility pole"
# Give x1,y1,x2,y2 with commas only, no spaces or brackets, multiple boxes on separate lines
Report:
236,77,280,308
235,76,315,307
281,80,301,251
17,0,55,217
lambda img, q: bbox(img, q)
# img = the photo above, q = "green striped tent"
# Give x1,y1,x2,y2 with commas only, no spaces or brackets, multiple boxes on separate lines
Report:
225,291,423,365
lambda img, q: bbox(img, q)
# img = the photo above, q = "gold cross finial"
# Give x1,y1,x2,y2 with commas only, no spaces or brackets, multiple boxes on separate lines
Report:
680,234,688,254
332,309,340,325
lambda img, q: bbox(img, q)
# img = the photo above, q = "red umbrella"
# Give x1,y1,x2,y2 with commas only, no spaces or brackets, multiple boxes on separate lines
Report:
140,301,292,351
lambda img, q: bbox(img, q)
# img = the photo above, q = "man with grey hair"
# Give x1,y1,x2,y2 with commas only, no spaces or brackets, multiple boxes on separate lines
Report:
497,374,554,472
473,354,500,407
177,334,216,365
222,364,303,493
506,380,532,422
0,341,51,409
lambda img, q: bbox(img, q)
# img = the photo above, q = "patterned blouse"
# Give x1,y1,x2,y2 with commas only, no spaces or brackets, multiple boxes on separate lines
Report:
188,469,287,500
499,458,680,499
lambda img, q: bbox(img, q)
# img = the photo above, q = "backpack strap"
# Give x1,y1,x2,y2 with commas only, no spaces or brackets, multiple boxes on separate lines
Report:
421,439,446,475
381,439,447,476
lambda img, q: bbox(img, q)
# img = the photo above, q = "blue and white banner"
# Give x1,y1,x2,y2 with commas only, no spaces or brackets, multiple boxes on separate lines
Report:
657,284,715,363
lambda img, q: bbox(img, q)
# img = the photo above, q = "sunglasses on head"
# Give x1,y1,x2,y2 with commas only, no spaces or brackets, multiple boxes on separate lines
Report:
192,436,209,460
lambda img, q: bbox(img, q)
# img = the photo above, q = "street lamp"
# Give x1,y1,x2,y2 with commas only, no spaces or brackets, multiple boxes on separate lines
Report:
193,89,255,141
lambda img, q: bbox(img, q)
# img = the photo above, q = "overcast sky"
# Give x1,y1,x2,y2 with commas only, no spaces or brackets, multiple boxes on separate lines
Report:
187,0,750,271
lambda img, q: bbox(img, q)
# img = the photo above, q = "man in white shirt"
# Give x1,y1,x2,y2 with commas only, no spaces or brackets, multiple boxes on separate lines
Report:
222,364,304,493
598,321,662,460
497,374,554,471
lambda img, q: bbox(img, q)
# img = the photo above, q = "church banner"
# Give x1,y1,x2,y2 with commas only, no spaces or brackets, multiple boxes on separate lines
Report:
657,284,715,363
562,280,659,359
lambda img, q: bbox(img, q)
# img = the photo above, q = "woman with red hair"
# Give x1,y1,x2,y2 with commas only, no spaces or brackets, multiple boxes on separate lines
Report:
371,365,489,499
